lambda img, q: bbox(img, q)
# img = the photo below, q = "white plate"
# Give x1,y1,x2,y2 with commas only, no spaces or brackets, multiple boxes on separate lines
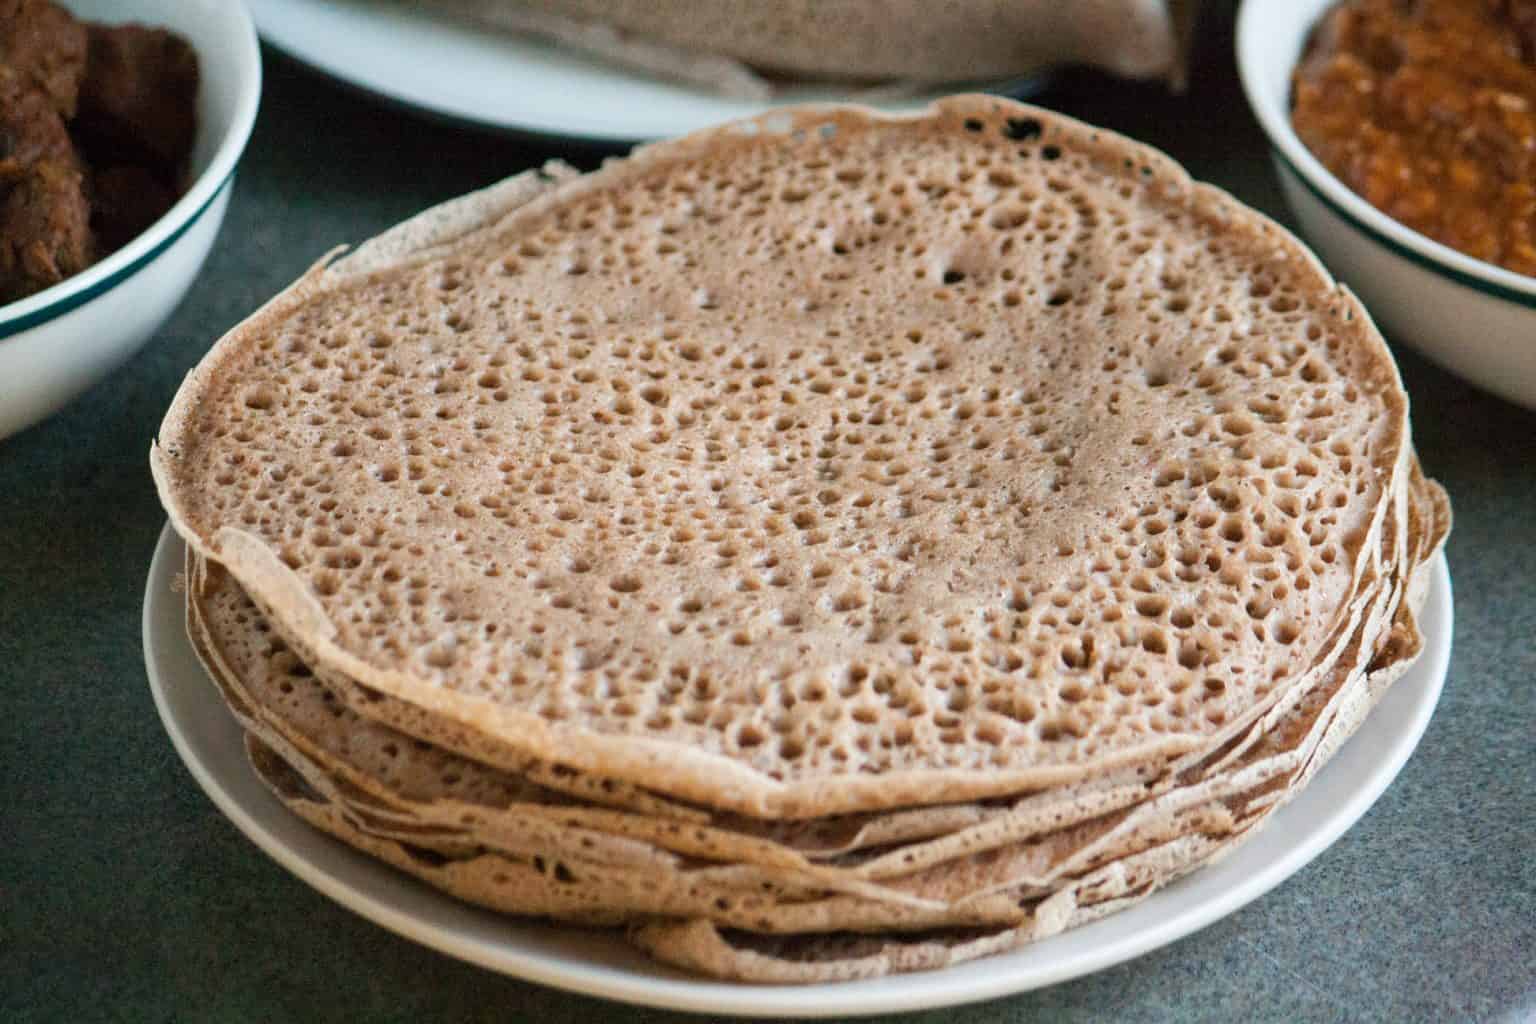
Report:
144,524,1453,1017
245,0,1042,143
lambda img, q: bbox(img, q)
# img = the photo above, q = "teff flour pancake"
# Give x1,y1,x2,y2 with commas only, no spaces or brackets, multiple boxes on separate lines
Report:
153,96,1446,979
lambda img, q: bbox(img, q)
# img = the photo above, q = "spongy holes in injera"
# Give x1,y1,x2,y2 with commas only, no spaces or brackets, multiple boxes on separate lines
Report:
155,97,1410,817
193,461,1443,939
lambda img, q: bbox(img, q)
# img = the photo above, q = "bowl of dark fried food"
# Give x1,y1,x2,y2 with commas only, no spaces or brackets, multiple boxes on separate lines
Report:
0,0,259,440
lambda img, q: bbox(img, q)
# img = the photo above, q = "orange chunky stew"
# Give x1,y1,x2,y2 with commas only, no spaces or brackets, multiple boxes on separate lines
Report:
1291,0,1536,277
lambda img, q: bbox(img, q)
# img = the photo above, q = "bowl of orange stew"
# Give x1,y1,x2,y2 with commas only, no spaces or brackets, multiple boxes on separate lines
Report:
1238,0,1536,410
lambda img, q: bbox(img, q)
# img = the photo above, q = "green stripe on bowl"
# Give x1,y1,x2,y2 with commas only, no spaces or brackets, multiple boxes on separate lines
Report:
1274,148,1536,312
0,175,233,342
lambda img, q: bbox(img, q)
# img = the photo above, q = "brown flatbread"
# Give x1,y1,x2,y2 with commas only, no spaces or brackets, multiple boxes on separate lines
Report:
154,97,1415,819
153,94,1449,982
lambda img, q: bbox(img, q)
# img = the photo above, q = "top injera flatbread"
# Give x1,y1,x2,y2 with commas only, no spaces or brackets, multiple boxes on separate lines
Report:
153,96,1413,818
418,1,1188,83
184,446,1438,890
189,449,1439,892
403,0,1195,99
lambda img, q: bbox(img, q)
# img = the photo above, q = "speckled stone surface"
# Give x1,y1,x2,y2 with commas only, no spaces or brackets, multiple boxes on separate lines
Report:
2,7,1532,1022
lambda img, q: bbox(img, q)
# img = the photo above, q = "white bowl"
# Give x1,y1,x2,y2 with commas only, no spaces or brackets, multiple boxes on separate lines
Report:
0,0,260,440
1237,0,1536,410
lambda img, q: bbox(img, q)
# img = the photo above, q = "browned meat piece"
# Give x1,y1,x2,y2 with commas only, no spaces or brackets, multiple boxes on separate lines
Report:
0,157,93,302
76,23,198,175
0,63,75,178
0,66,92,301
0,12,199,303
0,0,87,118
90,162,173,253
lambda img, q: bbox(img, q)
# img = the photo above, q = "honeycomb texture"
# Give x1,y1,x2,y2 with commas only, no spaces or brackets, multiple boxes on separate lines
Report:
155,98,1409,813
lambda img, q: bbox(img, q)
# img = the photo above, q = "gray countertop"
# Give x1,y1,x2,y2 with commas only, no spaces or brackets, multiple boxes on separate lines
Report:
3,6,1533,1021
